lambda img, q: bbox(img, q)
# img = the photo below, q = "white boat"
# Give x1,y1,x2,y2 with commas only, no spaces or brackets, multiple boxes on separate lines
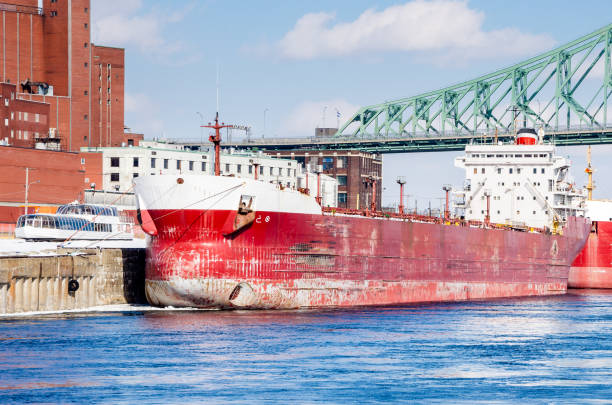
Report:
15,203,134,241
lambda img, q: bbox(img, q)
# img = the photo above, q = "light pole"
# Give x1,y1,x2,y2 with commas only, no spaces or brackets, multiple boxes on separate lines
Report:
24,167,40,215
196,112,204,147
263,108,269,139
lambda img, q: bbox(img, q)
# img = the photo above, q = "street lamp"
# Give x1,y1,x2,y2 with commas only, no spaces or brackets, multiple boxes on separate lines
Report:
263,108,269,139
24,167,40,215
196,111,204,147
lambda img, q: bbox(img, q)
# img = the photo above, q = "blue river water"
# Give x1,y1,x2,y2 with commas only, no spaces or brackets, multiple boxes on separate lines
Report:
1,290,612,404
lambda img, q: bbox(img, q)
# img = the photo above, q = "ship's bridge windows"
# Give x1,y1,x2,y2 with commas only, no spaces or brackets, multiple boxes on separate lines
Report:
496,154,503,158
486,154,493,158
515,154,523,158
525,154,533,158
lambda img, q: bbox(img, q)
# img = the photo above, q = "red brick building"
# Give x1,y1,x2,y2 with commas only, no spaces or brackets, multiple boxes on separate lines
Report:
275,150,383,210
0,0,139,151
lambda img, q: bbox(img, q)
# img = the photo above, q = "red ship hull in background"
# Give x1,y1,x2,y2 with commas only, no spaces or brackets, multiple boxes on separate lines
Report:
569,201,612,289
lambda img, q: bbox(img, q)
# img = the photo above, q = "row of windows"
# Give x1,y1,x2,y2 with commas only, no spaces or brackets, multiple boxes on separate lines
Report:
17,215,111,232
470,153,550,159
473,167,547,175
3,109,43,123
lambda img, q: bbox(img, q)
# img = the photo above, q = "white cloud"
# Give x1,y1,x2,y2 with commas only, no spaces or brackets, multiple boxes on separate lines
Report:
91,0,192,57
281,99,360,137
277,0,555,63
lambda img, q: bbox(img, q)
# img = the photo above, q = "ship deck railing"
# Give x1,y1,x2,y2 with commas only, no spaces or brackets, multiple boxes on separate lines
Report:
322,207,550,234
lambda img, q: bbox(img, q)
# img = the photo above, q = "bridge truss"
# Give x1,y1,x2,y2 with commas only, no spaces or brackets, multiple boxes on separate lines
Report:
338,23,612,142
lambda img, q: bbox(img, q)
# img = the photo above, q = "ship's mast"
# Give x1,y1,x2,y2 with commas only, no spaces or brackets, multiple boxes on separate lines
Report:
586,146,594,200
202,113,233,176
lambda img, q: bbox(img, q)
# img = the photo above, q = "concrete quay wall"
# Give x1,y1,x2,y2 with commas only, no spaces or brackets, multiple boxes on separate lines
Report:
0,248,146,315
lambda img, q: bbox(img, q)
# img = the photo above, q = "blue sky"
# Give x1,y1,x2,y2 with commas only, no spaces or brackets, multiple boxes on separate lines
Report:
91,0,612,208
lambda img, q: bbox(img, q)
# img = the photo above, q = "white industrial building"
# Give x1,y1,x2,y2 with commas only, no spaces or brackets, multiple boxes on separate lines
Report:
80,141,338,207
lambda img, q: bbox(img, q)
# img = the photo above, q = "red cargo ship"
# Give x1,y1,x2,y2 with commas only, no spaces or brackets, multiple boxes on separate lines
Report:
133,117,590,309
570,200,612,289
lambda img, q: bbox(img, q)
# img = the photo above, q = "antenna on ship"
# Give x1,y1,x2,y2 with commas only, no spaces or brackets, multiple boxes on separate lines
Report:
586,146,594,200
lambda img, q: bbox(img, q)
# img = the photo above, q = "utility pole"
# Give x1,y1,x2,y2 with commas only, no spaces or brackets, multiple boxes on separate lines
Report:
24,168,39,215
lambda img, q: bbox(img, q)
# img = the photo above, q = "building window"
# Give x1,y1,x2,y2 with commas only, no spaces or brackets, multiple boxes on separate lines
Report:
84,114,88,120
24,112,28,121
237,164,242,173
497,168,502,174
151,158,156,168
133,173,139,178
4,98,8,106
338,193,347,204
164,159,169,169
110,157,120,167
322,157,334,171
337,175,347,186
81,158,85,164
50,11,57,16
337,156,347,169
133,157,139,167
260,166,264,175
541,168,545,174
248,165,253,174
481,168,485,174
84,23,88,29
189,161,194,171
517,168,521,174
84,7,88,13
270,167,274,176
473,168,477,174
128,139,134,146
3,118,7,127
110,173,119,182
84,62,88,68
201,162,206,171
225,164,230,172
278,168,283,176
509,168,513,174
176,160,181,170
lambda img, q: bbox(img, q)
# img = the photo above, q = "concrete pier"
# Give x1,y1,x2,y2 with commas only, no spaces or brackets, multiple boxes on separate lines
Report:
0,248,146,315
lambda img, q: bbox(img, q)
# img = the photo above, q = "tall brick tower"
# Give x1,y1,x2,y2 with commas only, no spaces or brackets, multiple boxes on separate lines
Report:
0,0,134,151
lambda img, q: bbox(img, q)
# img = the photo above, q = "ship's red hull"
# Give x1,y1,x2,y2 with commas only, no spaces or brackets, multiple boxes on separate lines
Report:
570,221,612,289
143,208,590,309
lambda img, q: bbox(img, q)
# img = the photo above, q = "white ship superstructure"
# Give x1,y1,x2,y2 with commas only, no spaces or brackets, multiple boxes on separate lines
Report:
454,128,585,229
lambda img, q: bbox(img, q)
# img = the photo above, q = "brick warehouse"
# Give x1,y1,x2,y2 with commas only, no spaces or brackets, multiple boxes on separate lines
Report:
0,0,142,228
275,150,382,210
0,0,142,150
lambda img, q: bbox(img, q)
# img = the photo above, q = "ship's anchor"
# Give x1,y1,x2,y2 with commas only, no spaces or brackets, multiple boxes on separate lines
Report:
223,195,256,237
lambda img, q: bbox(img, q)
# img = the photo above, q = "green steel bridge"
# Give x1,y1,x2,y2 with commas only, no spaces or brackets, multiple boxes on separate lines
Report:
193,23,612,154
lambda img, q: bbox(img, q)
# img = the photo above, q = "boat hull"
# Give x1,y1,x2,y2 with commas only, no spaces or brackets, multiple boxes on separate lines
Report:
570,221,612,289
141,207,589,309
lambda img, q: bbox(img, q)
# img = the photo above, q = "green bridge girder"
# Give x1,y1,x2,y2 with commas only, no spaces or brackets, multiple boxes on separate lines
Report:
337,23,612,141
221,127,612,154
